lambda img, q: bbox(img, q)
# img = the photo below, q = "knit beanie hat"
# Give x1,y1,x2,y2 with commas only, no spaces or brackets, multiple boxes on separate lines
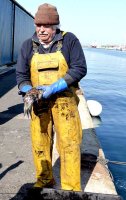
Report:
34,3,60,25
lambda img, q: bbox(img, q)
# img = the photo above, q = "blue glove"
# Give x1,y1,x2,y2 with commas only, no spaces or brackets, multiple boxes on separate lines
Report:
37,78,68,99
20,85,32,93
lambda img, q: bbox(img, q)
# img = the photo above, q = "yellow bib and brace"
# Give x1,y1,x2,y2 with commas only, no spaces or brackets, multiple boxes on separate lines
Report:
30,32,82,191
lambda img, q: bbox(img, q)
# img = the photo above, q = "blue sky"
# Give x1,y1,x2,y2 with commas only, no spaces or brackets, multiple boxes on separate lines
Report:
16,0,126,45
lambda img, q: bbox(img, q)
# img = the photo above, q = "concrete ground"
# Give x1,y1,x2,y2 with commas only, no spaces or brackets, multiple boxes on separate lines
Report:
0,68,78,199
0,67,36,199
0,66,121,200
0,68,82,200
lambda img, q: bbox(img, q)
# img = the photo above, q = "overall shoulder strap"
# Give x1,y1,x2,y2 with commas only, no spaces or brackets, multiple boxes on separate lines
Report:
32,41,39,54
56,31,67,51
62,31,67,37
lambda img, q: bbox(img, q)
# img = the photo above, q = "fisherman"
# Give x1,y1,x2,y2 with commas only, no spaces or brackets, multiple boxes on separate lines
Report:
16,3,87,193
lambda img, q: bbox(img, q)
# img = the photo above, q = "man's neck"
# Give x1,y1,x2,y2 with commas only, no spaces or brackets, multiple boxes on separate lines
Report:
40,40,53,49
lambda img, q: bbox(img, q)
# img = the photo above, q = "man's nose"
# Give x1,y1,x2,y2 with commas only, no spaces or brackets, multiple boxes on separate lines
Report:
40,26,46,31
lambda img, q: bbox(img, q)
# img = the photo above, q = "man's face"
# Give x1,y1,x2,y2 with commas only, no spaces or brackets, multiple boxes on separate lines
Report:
35,24,56,44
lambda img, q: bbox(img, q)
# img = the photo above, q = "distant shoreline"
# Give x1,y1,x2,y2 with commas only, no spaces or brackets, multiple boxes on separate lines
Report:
83,46,126,51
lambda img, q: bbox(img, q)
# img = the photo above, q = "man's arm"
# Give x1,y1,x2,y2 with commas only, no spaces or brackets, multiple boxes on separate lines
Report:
16,39,33,91
63,32,87,86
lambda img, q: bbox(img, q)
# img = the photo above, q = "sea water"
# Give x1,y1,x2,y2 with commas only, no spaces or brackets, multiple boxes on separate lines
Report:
81,47,126,199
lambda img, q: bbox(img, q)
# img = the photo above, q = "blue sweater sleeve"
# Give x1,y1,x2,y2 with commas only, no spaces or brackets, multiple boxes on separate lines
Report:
62,32,87,85
16,39,33,90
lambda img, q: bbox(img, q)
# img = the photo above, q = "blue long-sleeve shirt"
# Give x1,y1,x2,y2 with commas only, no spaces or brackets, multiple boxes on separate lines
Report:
16,29,87,89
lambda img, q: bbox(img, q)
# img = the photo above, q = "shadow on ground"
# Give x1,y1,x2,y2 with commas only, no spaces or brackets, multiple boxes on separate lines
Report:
9,155,97,200
0,160,24,180
9,183,35,200
0,103,24,125
0,71,16,98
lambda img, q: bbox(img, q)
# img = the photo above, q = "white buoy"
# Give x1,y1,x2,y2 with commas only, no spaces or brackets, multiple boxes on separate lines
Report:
87,100,102,117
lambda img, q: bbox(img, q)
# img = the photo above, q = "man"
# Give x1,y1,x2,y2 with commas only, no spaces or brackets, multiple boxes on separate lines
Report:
16,3,87,192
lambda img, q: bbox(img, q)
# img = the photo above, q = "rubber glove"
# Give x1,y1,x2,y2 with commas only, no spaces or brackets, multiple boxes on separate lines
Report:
20,85,32,93
37,78,68,99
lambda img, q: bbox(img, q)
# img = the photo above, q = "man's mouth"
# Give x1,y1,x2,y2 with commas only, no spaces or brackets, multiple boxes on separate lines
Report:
39,33,48,36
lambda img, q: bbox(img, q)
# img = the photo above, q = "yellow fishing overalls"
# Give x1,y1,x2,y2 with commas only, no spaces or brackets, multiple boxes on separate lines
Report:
30,33,82,191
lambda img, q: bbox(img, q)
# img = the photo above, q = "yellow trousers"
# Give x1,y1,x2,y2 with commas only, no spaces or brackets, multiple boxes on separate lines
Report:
30,92,82,191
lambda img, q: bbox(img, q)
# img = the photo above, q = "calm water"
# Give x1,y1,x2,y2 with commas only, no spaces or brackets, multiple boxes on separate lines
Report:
81,48,126,199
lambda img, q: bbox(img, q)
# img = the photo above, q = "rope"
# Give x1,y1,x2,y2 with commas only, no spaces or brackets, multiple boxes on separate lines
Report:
96,157,114,181
82,154,126,182
82,155,126,182
97,157,126,181
97,157,126,166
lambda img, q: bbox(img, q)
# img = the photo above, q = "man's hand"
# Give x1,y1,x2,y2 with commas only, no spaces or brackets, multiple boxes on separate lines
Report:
36,78,68,99
20,85,32,93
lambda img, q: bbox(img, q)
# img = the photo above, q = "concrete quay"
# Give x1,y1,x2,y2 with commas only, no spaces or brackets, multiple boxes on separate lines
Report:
0,69,122,200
